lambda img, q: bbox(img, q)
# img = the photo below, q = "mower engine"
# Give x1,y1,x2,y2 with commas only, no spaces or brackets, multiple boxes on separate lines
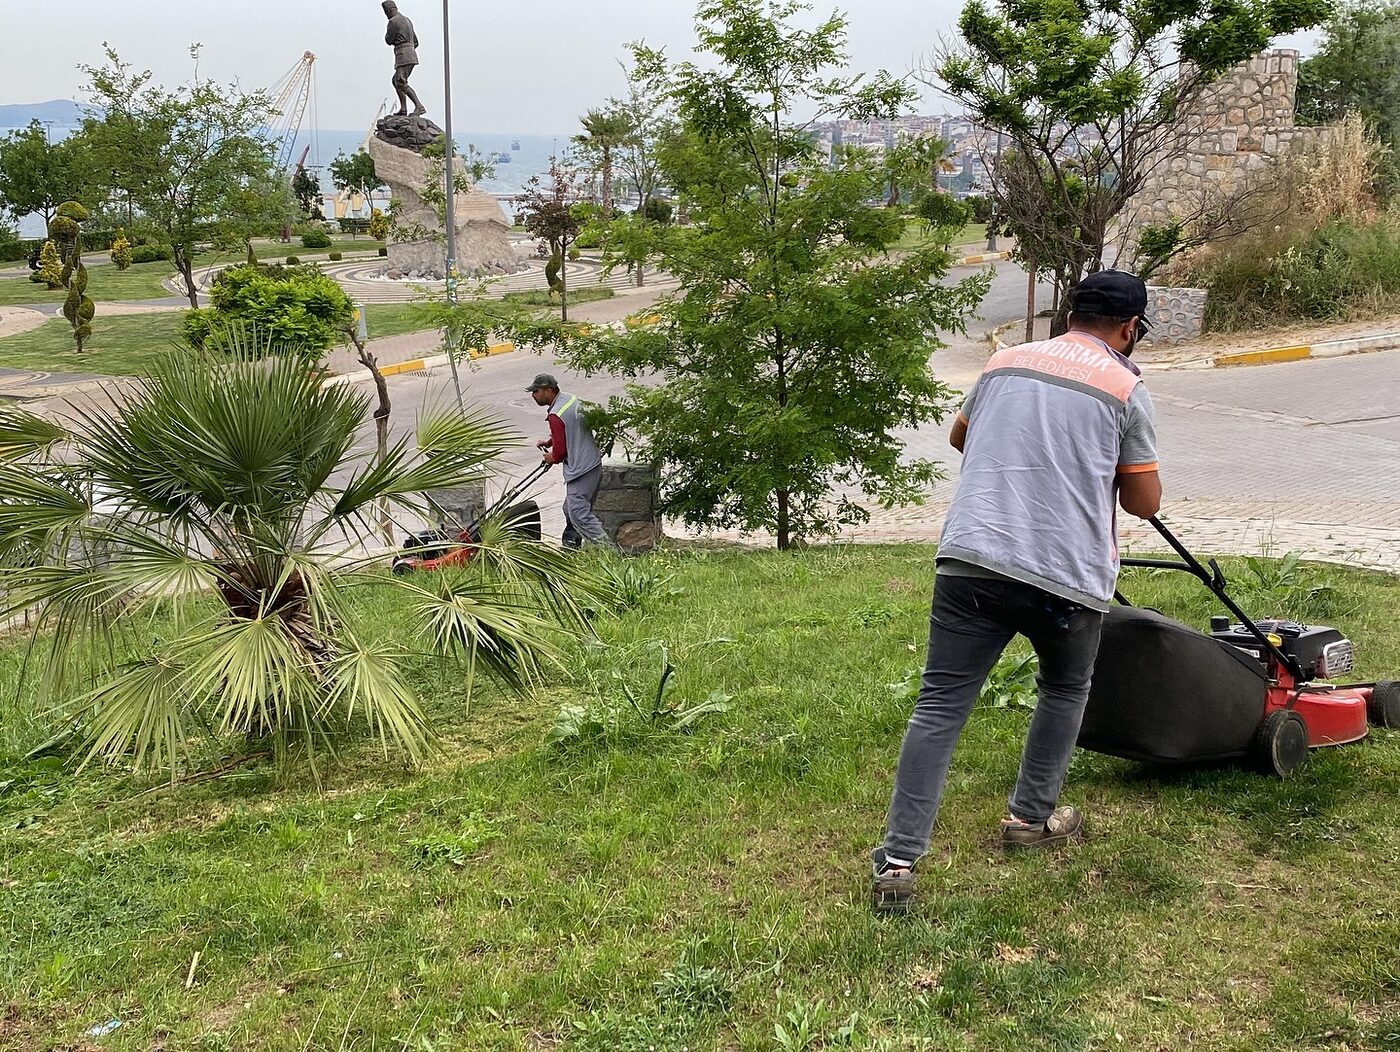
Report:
1209,617,1355,682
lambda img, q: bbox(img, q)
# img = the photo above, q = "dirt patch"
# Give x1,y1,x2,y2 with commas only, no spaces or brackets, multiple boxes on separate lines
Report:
1170,312,1400,359
0,306,48,340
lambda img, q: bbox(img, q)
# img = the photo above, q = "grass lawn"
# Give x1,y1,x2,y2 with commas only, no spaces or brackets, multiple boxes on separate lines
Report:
359,302,439,341
503,285,616,309
3,545,1400,1049
0,262,175,307
893,220,991,253
0,311,186,375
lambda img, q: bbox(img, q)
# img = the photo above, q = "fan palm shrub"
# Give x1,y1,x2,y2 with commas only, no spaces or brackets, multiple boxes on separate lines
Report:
0,334,593,777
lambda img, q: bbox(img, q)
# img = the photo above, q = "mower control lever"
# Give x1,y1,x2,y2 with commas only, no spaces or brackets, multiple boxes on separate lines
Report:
1207,558,1228,591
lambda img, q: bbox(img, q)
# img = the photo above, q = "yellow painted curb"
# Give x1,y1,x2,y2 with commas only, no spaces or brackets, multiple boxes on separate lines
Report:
1213,345,1312,367
956,250,1012,266
469,341,515,360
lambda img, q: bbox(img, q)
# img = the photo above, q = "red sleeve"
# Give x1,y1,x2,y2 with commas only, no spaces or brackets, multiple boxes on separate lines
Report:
547,414,567,464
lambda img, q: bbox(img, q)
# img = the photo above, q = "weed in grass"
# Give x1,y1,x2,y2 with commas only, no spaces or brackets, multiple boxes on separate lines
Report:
887,651,1039,711
410,814,503,867
590,557,683,613
653,954,734,1016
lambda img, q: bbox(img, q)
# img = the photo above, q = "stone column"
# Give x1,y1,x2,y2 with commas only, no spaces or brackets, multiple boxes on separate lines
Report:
595,460,663,554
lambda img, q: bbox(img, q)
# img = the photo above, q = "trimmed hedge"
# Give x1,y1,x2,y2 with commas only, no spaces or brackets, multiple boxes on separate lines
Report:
301,230,333,250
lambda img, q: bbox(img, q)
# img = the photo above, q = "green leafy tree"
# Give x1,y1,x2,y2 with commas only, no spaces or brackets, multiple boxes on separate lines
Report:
574,108,634,216
80,46,276,308
564,0,987,550
49,202,95,353
516,158,582,320
0,339,594,777
0,121,92,228
217,171,295,264
930,0,1330,331
35,239,64,289
329,149,382,197
110,228,134,270
291,166,322,219
184,263,354,356
1297,2,1400,192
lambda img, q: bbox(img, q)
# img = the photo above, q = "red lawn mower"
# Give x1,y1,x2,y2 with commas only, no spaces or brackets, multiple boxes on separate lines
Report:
390,463,549,575
1078,516,1399,777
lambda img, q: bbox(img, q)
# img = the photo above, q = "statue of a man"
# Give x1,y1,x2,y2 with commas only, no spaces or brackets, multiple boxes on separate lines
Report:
383,1,427,117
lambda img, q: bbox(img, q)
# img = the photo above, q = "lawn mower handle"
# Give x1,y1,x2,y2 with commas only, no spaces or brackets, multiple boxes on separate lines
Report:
1117,516,1305,679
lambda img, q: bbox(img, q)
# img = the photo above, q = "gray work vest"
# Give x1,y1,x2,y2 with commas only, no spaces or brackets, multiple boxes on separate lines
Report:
550,392,602,482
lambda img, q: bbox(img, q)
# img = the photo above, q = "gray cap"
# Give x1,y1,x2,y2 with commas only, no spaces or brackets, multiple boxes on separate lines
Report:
525,372,559,392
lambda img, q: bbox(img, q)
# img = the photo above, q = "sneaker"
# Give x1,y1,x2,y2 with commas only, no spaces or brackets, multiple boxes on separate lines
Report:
870,847,917,914
1000,806,1085,851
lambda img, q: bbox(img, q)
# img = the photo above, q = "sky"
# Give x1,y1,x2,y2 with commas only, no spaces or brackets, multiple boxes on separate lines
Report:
0,0,1320,135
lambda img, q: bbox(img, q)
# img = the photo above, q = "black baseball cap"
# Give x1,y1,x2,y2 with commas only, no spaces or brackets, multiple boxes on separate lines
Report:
1070,271,1151,329
525,373,559,392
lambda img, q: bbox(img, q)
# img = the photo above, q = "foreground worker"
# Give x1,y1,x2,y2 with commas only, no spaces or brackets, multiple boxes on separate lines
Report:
872,271,1164,913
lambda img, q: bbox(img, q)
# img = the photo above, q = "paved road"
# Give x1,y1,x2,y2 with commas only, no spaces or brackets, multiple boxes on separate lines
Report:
361,322,1400,570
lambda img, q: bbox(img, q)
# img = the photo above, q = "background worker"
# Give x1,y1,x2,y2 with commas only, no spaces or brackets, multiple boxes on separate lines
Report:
528,373,613,549
872,271,1163,913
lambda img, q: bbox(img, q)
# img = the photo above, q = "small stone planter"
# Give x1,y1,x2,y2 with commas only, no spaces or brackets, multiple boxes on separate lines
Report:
1144,286,1209,345
595,460,663,554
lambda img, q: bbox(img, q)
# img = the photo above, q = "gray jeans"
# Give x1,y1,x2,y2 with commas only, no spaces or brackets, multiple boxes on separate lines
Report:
883,572,1104,862
561,466,610,548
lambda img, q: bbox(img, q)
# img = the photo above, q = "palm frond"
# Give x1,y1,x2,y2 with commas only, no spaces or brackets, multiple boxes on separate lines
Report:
74,655,202,776
0,405,70,460
319,636,432,761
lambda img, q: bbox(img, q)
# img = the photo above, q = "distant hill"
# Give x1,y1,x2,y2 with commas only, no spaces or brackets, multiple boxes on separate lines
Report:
0,100,87,129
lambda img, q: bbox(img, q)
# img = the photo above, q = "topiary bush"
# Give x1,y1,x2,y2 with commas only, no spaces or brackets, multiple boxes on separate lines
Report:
301,229,333,250
110,229,134,271
50,202,95,352
183,262,355,358
368,208,390,242
36,240,64,289
285,256,300,266
567,246,582,261
328,251,343,262
378,246,388,258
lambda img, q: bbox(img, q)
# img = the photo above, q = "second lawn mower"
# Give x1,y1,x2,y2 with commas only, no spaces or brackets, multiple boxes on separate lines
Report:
1077,516,1399,777
391,463,548,575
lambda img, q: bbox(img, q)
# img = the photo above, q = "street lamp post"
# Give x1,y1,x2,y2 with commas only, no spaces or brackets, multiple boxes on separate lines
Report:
441,0,465,407
986,129,1003,253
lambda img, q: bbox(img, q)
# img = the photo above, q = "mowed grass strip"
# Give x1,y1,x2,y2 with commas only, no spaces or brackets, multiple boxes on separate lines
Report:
2,546,1399,1050
0,311,186,376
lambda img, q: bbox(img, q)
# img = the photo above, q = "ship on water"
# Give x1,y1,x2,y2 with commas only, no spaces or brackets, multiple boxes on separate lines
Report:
511,139,521,150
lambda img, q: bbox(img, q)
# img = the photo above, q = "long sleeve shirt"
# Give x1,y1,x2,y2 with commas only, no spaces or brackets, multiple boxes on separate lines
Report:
545,414,568,464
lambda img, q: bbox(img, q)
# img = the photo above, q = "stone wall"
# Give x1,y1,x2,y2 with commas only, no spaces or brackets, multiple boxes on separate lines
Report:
1143,286,1209,345
595,461,663,554
1124,51,1332,253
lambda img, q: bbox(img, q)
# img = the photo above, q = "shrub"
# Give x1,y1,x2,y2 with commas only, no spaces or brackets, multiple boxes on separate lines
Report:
378,246,388,258
567,246,582,261
51,202,95,352
36,240,64,289
285,255,300,265
129,243,171,264
184,261,355,356
328,251,343,262
110,230,133,271
301,229,333,249
1195,216,1400,331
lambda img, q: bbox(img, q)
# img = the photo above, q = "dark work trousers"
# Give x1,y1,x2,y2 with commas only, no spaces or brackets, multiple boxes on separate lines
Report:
561,465,609,549
882,572,1104,863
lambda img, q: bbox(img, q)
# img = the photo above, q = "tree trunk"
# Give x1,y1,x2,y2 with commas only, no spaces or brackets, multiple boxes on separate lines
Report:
776,489,790,551
245,239,257,266
350,329,394,544
176,245,199,309
601,149,613,217
1025,255,1037,343
560,249,568,323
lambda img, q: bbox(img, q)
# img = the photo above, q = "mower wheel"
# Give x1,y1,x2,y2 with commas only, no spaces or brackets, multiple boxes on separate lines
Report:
1255,710,1310,778
1369,681,1400,729
391,558,413,576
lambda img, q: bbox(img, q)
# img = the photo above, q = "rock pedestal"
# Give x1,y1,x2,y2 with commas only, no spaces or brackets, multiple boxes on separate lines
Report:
368,115,521,281
595,461,663,554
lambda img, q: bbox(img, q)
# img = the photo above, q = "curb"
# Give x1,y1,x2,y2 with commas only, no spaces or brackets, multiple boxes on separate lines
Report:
956,250,1012,266
325,341,516,386
1213,331,1400,368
